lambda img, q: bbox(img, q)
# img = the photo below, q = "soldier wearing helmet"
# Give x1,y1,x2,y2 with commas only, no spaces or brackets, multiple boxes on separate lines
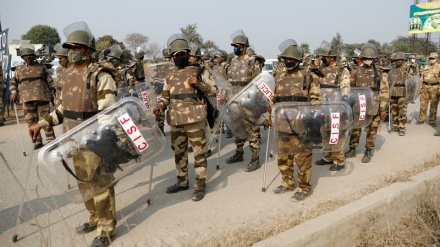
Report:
125,48,146,85
29,21,118,247
265,39,321,200
10,44,56,149
225,30,262,172
53,43,71,107
389,52,417,136
212,49,230,79
408,54,420,76
345,43,390,163
418,52,440,129
152,34,217,202
314,40,351,171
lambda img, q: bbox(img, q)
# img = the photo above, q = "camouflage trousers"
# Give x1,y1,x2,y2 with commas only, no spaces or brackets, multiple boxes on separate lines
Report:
277,132,312,193
72,149,116,238
349,114,381,150
0,89,4,124
321,130,346,164
390,97,408,132
235,125,261,156
23,101,56,144
418,84,439,124
170,121,207,190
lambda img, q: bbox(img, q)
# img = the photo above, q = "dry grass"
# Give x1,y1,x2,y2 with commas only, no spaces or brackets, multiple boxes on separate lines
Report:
355,182,440,246
192,154,440,247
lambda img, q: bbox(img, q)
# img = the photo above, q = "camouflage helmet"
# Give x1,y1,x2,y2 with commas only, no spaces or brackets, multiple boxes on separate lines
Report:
62,22,95,51
230,30,249,47
54,43,68,57
162,48,171,58
107,44,123,60
19,44,35,57
220,49,228,59
247,47,256,56
360,43,377,59
189,42,201,57
391,52,405,61
167,33,190,55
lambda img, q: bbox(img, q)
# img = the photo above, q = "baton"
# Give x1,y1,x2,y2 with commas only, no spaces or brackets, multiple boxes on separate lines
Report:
13,103,27,156
261,126,271,192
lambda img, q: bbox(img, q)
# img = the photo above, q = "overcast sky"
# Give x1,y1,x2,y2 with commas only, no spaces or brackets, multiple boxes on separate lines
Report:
2,0,436,58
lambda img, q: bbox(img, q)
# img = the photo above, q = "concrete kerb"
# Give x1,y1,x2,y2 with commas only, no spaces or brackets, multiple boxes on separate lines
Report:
254,165,440,247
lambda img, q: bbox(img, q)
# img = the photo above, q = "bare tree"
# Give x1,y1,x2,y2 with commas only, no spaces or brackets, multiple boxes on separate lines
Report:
124,32,149,51
145,42,161,62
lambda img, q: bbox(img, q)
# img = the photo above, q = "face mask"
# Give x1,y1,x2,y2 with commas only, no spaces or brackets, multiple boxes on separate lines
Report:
363,59,373,66
110,60,118,67
321,58,327,64
285,61,297,70
430,59,437,64
234,47,243,56
68,50,88,64
23,56,36,63
411,59,415,63
59,58,68,68
174,56,189,68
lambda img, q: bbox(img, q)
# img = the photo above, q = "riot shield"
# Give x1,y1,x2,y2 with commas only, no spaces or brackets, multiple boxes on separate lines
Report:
321,87,376,129
270,101,352,154
117,82,156,111
221,73,275,139
145,62,174,102
38,97,165,203
404,75,420,104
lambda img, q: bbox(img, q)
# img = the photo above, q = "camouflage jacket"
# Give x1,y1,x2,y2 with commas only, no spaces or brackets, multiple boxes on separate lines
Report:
272,61,285,78
421,62,440,84
39,62,118,131
319,64,351,89
389,63,416,97
213,61,230,80
126,61,146,86
267,68,321,120
160,64,217,126
350,65,389,113
228,54,260,94
10,63,54,102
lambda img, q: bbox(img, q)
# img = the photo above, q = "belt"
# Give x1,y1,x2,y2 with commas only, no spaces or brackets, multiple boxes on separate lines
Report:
231,81,249,86
393,84,405,87
320,84,338,88
170,93,202,100
19,77,43,83
276,96,308,102
423,82,439,86
63,110,98,120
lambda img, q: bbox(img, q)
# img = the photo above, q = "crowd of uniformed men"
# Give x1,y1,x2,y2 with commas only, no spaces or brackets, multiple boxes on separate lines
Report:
0,21,438,246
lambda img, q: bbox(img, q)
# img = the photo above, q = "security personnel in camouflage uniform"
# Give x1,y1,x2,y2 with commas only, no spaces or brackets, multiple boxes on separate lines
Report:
29,22,118,247
314,42,351,171
389,52,416,136
416,52,440,127
213,50,230,79
10,44,55,149
126,49,146,85
225,31,262,172
345,43,389,163
153,34,217,201
265,42,321,200
106,45,128,89
54,43,71,108
408,54,420,76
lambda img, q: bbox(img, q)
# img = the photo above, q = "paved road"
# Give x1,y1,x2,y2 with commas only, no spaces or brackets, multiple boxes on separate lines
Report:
0,102,439,246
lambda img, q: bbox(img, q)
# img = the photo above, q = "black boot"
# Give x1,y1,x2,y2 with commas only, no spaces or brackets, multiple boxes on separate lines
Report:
362,149,372,163
245,156,261,172
226,150,244,164
345,147,356,158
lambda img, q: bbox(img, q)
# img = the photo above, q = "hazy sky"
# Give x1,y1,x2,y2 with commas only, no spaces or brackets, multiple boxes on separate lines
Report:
2,0,434,58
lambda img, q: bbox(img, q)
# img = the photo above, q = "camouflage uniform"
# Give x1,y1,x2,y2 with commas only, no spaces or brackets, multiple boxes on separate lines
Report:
39,63,118,238
348,65,389,154
126,60,145,86
150,62,175,132
390,63,416,133
268,68,321,194
418,61,440,125
227,54,261,159
0,66,4,126
10,63,56,145
319,64,351,166
159,64,217,191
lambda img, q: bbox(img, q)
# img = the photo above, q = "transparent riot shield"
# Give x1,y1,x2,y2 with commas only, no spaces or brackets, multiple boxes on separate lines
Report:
270,101,353,154
321,87,376,129
118,82,156,110
221,73,275,140
405,75,420,104
37,97,165,203
145,62,174,102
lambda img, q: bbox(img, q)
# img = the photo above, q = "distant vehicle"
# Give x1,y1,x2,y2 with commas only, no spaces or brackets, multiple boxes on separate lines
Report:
262,59,278,75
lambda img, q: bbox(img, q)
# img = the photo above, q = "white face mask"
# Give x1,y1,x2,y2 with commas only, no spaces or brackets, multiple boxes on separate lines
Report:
411,59,415,63
363,59,373,66
430,59,437,64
